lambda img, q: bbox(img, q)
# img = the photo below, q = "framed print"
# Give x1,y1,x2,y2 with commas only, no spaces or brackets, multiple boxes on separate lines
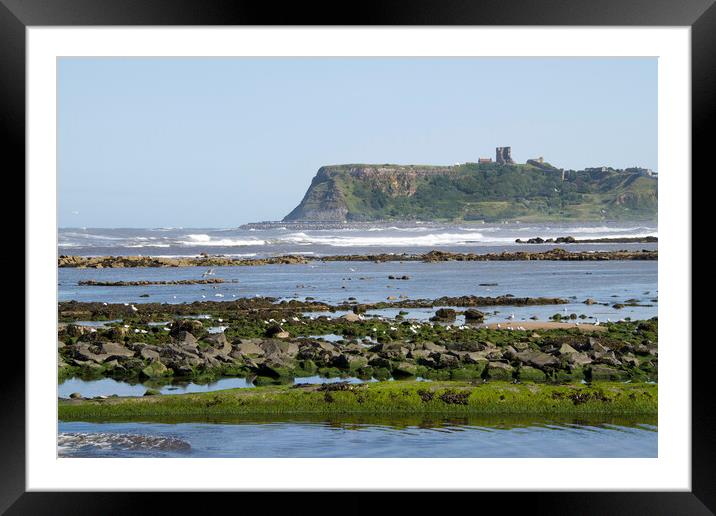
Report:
5,0,710,513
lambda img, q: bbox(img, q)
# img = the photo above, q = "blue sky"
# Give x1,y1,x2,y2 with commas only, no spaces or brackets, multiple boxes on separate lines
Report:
58,57,657,227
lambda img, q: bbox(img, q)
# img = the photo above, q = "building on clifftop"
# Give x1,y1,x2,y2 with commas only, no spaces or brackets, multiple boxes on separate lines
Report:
496,146,515,164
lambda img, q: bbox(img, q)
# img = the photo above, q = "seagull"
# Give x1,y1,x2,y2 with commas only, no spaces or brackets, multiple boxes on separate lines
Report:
102,302,108,306
130,304,138,312
594,319,600,326
507,313,515,320
202,268,215,277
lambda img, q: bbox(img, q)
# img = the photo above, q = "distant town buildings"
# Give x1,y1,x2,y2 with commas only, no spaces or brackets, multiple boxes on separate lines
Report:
478,157,493,164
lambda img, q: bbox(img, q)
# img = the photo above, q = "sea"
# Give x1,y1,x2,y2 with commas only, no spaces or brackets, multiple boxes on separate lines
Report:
57,221,658,458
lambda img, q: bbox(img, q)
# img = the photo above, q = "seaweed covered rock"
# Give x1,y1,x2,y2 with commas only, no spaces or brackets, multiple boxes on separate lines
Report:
463,309,486,322
431,308,457,321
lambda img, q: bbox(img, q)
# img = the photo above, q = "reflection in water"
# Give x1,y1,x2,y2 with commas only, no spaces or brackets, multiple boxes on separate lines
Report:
58,414,657,458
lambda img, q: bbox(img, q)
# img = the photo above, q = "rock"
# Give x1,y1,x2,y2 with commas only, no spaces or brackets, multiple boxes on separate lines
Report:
333,354,368,370
65,324,85,337
419,342,448,353
69,392,82,399
140,348,161,361
593,351,621,367
392,361,418,377
143,388,161,396
260,340,299,357
622,354,640,367
590,365,627,380
435,353,460,368
265,323,286,338
515,350,559,369
462,351,489,364
235,339,265,356
368,356,391,369
513,341,529,351
408,349,432,360
519,366,547,381
487,361,513,376
583,298,597,305
463,309,485,322
74,342,111,363
141,360,169,378
431,308,457,321
205,333,232,355
257,358,293,378
340,313,362,322
57,340,65,349
169,319,204,337
103,359,121,370
502,346,518,359
274,331,290,339
591,341,611,353
567,352,593,366
173,331,198,349
98,341,135,358
559,343,578,355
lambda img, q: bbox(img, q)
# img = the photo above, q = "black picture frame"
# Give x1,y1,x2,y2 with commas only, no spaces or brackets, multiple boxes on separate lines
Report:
4,0,707,513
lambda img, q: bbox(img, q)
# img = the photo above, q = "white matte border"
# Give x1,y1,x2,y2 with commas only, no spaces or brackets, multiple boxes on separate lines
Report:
27,27,690,491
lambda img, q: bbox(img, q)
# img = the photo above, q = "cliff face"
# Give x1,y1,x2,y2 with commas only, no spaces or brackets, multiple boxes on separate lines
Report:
283,163,657,222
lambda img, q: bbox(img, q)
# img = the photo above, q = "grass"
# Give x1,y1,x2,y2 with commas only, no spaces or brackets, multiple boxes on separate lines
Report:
58,380,657,421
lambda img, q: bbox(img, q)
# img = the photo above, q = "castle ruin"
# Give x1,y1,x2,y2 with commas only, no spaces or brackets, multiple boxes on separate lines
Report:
496,146,514,164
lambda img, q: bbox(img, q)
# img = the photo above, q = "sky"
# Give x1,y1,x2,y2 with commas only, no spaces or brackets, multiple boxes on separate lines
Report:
58,57,657,228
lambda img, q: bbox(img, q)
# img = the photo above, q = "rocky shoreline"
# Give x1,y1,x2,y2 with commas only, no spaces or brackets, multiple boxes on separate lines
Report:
59,248,657,268
58,254,311,268
58,295,570,322
516,236,657,244
58,295,658,387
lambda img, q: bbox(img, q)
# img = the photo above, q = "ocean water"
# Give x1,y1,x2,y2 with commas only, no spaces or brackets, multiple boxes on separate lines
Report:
58,418,658,458
57,222,658,458
58,222,657,258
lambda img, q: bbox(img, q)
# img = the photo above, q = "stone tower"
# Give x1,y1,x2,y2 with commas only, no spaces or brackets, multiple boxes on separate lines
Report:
496,146,514,164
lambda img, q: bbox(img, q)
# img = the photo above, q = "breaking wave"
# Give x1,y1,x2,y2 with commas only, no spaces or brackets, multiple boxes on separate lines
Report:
279,231,516,247
178,234,267,247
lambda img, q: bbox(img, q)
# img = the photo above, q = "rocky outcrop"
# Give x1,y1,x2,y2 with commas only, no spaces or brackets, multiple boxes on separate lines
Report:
58,254,311,269
516,236,657,244
283,162,658,222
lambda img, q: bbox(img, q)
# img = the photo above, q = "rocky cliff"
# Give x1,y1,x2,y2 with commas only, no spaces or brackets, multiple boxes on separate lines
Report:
283,162,657,222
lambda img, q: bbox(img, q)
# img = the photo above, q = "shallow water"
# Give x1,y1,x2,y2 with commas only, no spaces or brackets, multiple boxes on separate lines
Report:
58,417,657,458
59,260,657,323
58,375,384,398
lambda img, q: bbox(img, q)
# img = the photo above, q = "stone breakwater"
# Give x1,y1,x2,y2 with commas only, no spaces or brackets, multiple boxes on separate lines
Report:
58,248,657,268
